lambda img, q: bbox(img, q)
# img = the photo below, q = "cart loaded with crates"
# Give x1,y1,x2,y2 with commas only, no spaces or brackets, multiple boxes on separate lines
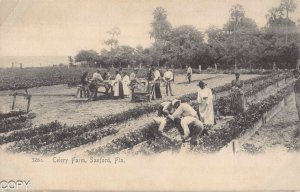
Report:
130,78,155,102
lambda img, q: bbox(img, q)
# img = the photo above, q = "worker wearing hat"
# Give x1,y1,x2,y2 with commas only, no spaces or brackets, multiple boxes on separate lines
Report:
231,72,245,114
167,99,205,144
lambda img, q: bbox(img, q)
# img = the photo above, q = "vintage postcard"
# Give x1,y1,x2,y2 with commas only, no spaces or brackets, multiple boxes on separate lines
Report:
0,0,299,191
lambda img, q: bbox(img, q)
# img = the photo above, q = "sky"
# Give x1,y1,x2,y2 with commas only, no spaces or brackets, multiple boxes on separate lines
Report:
0,0,299,56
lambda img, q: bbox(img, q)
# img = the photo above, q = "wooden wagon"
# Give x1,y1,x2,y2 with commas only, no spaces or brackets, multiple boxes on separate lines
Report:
130,78,155,102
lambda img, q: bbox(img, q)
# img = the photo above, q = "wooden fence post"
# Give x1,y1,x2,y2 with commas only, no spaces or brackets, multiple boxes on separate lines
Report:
262,114,267,125
27,96,31,113
12,95,16,110
232,141,236,155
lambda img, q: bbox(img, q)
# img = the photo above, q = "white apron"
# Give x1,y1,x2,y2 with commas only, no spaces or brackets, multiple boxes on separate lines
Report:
122,75,130,96
197,87,214,125
113,74,122,97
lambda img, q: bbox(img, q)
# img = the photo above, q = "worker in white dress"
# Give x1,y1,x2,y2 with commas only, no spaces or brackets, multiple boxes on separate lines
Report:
113,70,124,99
197,80,215,126
122,72,130,97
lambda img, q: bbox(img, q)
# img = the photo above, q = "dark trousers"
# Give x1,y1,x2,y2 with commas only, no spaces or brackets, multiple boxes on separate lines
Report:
115,82,124,99
153,82,162,99
165,81,173,96
187,74,191,83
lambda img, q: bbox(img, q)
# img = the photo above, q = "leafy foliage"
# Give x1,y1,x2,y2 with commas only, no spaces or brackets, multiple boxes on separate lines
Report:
198,84,294,152
73,2,299,70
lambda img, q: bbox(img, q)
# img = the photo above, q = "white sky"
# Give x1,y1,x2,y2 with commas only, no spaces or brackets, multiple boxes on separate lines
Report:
0,0,299,56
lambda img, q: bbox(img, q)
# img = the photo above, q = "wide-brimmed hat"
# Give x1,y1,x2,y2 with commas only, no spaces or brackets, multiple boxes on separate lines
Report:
198,80,207,87
134,68,139,71
172,99,181,106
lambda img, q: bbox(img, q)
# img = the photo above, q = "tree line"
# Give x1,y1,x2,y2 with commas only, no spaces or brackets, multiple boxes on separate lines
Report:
73,0,300,70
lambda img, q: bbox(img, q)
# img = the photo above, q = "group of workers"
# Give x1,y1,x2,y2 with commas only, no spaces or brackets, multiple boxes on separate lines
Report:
80,68,139,100
153,72,246,148
153,79,215,148
146,64,194,99
79,64,195,101
78,66,300,150
147,65,176,99
79,66,249,149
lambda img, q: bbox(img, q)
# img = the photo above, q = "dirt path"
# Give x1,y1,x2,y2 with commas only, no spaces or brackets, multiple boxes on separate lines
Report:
0,74,258,126
241,93,300,153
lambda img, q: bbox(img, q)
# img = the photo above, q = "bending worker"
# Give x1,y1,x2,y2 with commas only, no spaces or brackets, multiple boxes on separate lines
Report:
153,101,174,141
167,99,206,145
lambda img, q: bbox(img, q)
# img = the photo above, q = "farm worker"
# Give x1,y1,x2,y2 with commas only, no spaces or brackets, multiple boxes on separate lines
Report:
92,70,104,82
88,80,98,101
231,73,245,115
293,70,300,121
147,66,154,92
79,71,90,98
113,70,124,99
167,99,207,146
187,65,192,84
129,68,140,97
103,69,111,80
152,65,162,99
93,69,112,96
130,68,138,81
122,72,130,97
80,71,89,86
163,66,174,96
197,80,215,126
153,101,175,141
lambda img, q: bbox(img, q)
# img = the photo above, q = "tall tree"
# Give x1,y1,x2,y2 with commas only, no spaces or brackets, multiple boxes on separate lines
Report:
224,4,245,33
104,27,121,50
74,50,99,66
280,0,297,43
222,4,259,68
168,25,205,68
279,0,297,19
149,7,172,66
149,7,172,42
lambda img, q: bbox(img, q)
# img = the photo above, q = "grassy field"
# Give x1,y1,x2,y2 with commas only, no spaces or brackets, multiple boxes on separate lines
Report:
0,66,150,91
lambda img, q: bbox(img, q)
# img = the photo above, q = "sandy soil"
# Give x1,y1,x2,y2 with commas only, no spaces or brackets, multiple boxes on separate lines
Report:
241,93,300,153
0,74,258,126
